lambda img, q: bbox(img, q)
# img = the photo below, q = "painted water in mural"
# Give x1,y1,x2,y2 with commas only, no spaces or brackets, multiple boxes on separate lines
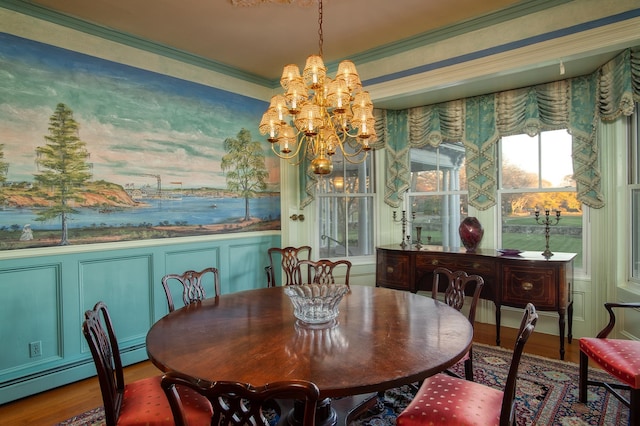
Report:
0,196,280,230
0,33,279,250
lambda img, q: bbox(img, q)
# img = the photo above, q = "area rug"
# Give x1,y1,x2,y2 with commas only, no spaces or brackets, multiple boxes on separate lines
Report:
56,343,629,426
352,343,629,426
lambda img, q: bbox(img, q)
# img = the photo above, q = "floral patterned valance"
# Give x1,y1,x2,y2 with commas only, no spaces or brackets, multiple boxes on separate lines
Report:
377,47,640,210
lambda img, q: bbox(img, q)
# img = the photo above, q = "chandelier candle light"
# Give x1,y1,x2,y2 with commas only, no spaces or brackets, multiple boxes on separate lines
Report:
259,0,376,175
535,208,561,258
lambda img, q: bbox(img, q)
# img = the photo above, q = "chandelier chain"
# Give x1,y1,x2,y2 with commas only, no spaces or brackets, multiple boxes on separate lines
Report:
318,0,323,57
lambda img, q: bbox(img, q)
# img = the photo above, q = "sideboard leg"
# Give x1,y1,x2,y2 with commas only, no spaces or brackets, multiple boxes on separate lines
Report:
558,310,566,360
495,305,501,346
568,301,573,343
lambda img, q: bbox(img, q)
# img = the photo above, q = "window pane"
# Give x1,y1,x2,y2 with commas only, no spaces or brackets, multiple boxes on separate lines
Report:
410,142,466,191
501,130,574,189
408,142,468,248
410,194,469,247
500,191,582,268
317,148,374,258
501,134,539,188
541,130,575,188
318,196,374,257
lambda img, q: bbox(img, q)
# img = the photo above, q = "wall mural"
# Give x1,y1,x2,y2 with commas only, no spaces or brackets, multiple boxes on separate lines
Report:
0,33,280,250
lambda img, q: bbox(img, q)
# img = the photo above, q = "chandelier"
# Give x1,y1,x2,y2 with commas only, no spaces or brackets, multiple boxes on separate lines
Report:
258,0,376,175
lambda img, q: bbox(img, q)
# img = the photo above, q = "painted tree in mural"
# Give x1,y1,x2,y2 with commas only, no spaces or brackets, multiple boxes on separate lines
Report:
0,144,8,205
221,128,268,221
34,103,92,245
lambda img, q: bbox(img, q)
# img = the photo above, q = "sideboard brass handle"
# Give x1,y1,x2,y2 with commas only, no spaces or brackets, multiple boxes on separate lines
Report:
473,262,480,269
386,266,394,274
521,282,533,291
431,259,439,266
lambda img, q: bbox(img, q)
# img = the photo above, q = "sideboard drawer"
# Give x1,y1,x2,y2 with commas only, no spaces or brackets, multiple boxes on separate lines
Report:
415,254,495,277
501,265,557,309
376,251,412,290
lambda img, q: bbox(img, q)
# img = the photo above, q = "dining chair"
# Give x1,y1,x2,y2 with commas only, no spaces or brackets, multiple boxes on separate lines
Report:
299,258,352,287
579,302,640,425
397,303,538,426
82,301,212,426
432,266,484,381
161,266,220,312
265,245,312,287
161,371,320,426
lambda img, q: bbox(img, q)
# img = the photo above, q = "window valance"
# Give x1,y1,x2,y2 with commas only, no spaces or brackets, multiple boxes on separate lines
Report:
374,47,640,210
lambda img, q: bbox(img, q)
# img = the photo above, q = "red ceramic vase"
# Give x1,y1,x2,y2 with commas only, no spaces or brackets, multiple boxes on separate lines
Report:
458,217,484,252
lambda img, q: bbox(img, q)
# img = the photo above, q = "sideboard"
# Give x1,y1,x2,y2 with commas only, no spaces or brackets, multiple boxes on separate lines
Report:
376,244,576,359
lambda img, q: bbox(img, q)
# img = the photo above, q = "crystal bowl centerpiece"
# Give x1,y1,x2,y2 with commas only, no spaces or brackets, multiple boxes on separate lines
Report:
284,283,349,325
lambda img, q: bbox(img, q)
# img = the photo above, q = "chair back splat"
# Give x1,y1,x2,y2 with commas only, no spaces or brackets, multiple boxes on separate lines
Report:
432,266,484,381
162,371,319,426
265,245,312,287
579,302,640,425
299,258,352,287
397,303,538,426
161,267,220,312
83,302,212,426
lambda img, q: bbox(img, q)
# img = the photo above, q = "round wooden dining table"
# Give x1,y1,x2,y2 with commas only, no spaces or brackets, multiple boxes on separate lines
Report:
146,284,473,425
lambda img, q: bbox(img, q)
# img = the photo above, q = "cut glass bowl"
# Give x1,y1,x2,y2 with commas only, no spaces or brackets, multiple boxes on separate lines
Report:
284,283,349,325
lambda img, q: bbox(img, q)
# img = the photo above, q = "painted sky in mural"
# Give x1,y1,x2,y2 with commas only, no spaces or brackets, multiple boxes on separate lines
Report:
0,32,278,190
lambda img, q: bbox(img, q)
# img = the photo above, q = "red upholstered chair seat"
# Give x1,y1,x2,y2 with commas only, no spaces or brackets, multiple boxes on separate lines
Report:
117,375,213,425
579,338,640,389
578,302,640,425
397,373,503,426
83,302,213,426
398,304,538,426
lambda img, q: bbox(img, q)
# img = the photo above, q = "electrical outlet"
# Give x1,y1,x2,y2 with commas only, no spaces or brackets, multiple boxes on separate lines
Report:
29,341,42,358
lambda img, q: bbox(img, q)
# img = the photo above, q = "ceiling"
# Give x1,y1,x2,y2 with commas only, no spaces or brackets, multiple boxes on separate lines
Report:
21,0,637,109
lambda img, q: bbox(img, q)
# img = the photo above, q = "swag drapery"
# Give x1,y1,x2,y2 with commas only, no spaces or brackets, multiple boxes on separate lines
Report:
299,47,639,210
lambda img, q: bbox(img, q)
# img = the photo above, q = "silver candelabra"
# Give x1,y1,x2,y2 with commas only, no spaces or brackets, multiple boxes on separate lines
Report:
393,210,415,248
535,208,561,258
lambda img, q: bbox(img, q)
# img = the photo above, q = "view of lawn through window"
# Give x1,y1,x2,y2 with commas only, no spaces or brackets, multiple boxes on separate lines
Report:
500,130,582,268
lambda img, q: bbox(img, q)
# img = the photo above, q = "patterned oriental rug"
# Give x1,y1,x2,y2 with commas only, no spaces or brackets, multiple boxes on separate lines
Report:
56,343,629,426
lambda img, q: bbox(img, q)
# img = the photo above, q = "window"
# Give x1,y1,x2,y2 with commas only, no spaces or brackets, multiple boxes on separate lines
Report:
630,102,640,286
316,148,375,258
498,130,583,268
407,141,468,247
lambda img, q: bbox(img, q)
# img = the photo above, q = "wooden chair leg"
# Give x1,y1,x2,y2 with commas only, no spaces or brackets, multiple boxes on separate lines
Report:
464,357,474,381
579,351,589,403
631,387,639,426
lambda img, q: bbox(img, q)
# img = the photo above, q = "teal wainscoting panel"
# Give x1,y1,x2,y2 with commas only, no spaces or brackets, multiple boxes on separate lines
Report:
0,231,281,404
0,264,62,373
80,254,153,352
227,239,274,292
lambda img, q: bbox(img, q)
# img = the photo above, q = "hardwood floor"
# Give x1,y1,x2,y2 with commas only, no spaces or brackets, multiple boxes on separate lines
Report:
0,322,583,425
